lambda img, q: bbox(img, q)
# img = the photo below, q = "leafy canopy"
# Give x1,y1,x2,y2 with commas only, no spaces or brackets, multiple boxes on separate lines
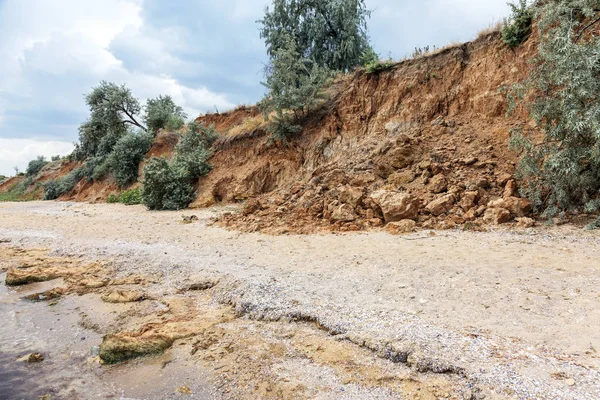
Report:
502,0,533,49
509,0,600,221
259,0,372,72
26,156,48,177
145,95,187,134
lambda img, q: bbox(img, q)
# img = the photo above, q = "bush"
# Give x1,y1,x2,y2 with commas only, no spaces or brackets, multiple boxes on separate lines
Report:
502,0,532,49
165,115,185,131
43,167,85,200
141,157,195,210
145,95,187,134
108,131,153,187
173,123,215,179
106,193,119,203
26,156,48,177
51,155,61,162
120,187,142,205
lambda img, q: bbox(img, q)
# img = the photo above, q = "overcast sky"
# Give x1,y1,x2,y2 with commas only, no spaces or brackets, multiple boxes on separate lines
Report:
0,0,512,176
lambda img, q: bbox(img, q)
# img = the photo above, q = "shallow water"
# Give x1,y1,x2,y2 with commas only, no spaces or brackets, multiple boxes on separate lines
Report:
0,273,220,400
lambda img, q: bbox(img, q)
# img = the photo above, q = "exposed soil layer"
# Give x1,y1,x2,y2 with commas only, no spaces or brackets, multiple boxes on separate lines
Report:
1,201,599,399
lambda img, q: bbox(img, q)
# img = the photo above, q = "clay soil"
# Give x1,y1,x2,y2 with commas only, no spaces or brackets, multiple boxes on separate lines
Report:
1,201,599,399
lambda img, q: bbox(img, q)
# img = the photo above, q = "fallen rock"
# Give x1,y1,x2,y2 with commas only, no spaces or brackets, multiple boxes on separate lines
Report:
17,353,44,363
488,197,532,217
425,194,456,217
243,198,262,215
337,185,364,207
516,217,535,228
100,334,173,364
503,179,518,198
186,280,218,291
429,174,448,194
483,208,512,225
369,191,420,222
23,288,66,302
385,220,417,235
331,204,357,222
459,191,479,211
387,170,416,186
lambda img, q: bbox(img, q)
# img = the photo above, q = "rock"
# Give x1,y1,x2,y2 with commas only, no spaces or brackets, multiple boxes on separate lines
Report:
429,174,448,194
516,217,535,228
388,147,413,169
23,288,66,302
385,220,417,235
566,378,576,387
483,208,512,225
463,208,477,222
331,204,357,222
370,190,420,222
176,386,193,395
5,268,58,286
461,157,478,166
17,353,44,363
243,198,262,215
337,185,364,207
459,191,479,210
186,279,218,291
425,194,456,216
503,179,518,198
101,290,146,304
418,160,431,171
496,173,512,187
488,197,532,217
387,170,416,186
476,178,491,189
100,334,173,364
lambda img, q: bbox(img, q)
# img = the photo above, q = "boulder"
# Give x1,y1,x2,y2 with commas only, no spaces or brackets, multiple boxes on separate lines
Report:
503,179,518,198
487,197,532,217
425,194,456,216
331,204,357,222
459,191,479,211
429,174,448,194
387,170,416,186
483,208,512,225
337,185,364,207
385,220,417,235
370,190,420,222
516,217,535,228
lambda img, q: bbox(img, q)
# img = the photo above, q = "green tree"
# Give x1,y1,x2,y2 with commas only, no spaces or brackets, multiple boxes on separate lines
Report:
502,0,533,49
260,33,330,140
509,0,600,222
108,131,153,187
144,95,187,134
259,0,372,72
76,81,146,160
26,156,48,177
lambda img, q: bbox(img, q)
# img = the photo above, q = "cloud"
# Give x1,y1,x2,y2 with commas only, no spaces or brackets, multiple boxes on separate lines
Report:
0,139,74,176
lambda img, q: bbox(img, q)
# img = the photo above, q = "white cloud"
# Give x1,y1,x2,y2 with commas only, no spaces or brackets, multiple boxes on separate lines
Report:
0,138,74,176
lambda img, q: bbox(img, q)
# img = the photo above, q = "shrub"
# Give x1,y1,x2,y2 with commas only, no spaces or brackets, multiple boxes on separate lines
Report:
145,95,187,134
108,131,153,187
43,167,85,200
185,121,219,148
106,193,120,203
502,0,532,49
165,115,185,131
120,187,142,205
26,156,48,177
51,155,61,162
173,123,215,179
509,0,600,222
141,157,195,210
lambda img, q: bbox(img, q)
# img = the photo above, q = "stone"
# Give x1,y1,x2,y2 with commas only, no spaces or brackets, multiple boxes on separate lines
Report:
488,197,532,217
388,147,413,169
17,353,44,363
463,208,477,222
331,204,357,222
425,194,456,216
503,179,518,198
496,172,512,187
385,220,417,235
459,191,479,210
483,208,512,225
370,190,420,222
516,217,535,228
429,174,448,194
476,178,491,189
387,170,416,186
243,198,262,215
337,185,364,207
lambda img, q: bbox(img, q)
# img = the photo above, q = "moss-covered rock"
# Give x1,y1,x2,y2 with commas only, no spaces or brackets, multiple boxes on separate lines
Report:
99,334,173,364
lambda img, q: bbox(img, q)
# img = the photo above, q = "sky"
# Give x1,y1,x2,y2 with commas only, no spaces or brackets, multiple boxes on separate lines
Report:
0,0,512,177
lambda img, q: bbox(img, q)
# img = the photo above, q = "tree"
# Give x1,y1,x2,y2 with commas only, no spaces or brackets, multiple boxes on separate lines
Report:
26,156,48,177
509,1,600,222
259,0,372,72
76,81,145,160
108,131,153,187
144,95,187,134
260,33,330,140
502,0,533,49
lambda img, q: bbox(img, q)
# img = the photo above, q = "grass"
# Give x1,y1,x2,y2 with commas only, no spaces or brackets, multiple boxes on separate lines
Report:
478,21,504,38
225,114,268,137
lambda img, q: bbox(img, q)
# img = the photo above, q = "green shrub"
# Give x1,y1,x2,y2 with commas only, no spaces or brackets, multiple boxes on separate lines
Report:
119,187,142,205
108,131,153,187
106,193,120,203
43,167,85,200
145,95,187,134
185,121,218,148
502,0,532,49
51,155,61,162
173,123,214,179
165,115,185,131
141,157,195,210
365,59,395,74
26,156,48,177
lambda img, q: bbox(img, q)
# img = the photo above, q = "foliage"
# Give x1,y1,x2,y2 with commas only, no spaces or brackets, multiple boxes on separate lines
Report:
119,187,142,205
43,167,86,200
185,121,219,149
51,155,61,162
509,0,600,218
106,193,120,204
0,178,41,202
260,34,330,141
26,156,48,177
365,59,395,74
76,81,146,160
141,157,195,210
259,0,372,72
502,0,532,48
145,95,187,134
107,131,153,187
173,124,214,179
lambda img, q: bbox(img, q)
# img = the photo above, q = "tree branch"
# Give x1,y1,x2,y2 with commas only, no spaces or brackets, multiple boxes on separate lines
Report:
119,107,147,131
575,14,600,43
